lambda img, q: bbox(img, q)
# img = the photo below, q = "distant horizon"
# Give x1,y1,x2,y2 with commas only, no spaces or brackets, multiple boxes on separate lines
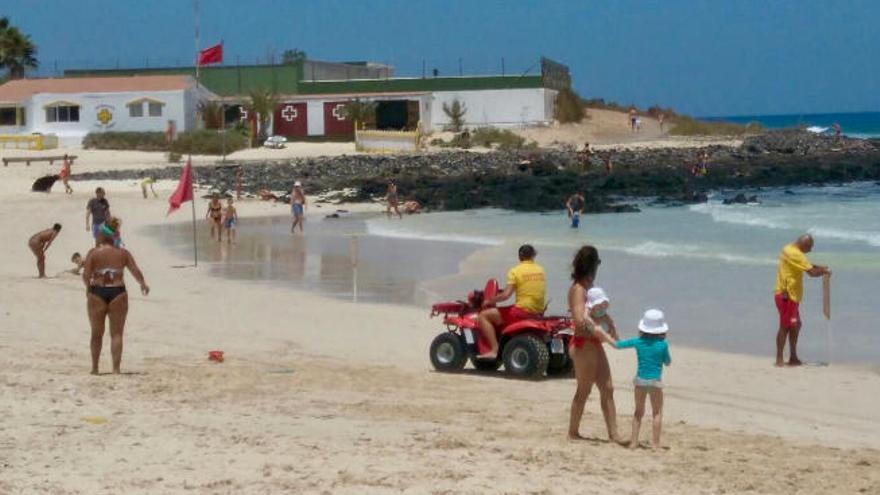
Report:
6,0,880,116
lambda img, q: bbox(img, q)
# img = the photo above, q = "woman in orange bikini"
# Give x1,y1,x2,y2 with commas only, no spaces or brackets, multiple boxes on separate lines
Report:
82,217,149,375
567,245,620,442
206,195,223,242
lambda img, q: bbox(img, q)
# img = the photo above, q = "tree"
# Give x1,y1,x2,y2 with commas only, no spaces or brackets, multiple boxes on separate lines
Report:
281,49,307,65
442,98,467,132
244,88,278,144
198,100,225,130
0,17,39,79
342,98,376,129
555,88,585,124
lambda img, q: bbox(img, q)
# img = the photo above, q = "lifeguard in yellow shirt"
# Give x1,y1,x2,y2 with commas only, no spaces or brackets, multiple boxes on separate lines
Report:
774,234,831,367
477,244,546,360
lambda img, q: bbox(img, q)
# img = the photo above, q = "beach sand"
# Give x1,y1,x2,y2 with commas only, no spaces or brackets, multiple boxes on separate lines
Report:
1,163,879,494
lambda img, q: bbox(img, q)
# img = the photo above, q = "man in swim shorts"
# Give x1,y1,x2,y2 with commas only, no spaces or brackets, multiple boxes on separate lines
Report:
86,187,110,246
291,181,306,233
566,192,586,228
476,244,546,359
29,223,62,278
774,234,831,367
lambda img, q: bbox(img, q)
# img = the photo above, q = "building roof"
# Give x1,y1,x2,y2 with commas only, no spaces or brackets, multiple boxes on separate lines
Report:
298,75,545,95
0,75,196,104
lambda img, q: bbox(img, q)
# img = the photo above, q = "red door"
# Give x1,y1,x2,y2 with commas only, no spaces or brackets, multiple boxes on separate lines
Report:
273,102,307,137
324,101,354,136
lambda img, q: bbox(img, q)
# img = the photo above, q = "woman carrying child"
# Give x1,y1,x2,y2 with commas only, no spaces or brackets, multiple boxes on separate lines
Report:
566,245,621,442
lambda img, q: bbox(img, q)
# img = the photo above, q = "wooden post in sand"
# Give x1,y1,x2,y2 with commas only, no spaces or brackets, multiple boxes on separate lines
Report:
823,273,831,365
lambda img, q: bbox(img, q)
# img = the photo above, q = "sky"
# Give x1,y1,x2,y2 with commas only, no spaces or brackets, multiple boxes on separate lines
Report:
5,0,880,116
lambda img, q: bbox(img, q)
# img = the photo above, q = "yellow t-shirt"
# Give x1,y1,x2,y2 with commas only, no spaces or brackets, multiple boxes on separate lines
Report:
507,260,546,314
774,243,813,303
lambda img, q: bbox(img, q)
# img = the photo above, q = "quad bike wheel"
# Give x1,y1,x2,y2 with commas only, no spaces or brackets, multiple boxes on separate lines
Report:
547,352,573,376
470,357,502,372
502,334,549,379
430,333,467,372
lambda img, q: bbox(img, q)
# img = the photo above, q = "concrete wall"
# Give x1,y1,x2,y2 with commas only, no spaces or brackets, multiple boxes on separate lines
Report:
428,88,553,131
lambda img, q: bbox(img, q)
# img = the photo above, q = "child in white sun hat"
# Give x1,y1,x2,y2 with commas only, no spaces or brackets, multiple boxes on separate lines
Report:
615,308,672,451
586,287,618,340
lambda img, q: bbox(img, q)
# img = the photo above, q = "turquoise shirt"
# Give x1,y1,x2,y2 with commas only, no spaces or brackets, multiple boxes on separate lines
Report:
615,336,671,380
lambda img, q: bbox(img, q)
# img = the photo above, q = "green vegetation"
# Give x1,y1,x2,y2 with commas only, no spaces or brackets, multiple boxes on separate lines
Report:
0,17,38,79
281,48,307,65
668,115,762,136
442,99,467,132
83,130,248,155
555,88,586,123
343,98,377,129
432,128,537,150
244,88,278,144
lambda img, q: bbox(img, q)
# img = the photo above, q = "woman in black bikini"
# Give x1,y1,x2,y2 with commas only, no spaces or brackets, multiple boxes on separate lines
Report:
206,196,223,242
82,217,149,375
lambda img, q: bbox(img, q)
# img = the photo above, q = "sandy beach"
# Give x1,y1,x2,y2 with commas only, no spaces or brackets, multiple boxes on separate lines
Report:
0,153,878,495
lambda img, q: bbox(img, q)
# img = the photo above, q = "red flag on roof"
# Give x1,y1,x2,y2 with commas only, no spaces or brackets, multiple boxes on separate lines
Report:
167,158,193,216
197,43,223,66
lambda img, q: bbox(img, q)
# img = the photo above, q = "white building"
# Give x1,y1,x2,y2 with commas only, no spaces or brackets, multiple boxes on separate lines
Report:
0,75,215,147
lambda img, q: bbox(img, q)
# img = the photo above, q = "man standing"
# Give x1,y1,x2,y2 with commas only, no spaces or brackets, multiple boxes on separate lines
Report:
774,234,831,366
290,181,306,233
476,244,546,360
566,192,586,228
29,224,62,278
86,187,110,246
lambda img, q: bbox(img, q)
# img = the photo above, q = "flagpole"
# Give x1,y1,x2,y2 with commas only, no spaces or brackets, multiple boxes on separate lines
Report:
194,0,200,86
190,154,198,267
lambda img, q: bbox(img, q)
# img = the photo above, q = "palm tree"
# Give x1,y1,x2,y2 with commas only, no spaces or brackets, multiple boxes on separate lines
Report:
244,88,278,144
442,99,467,132
342,98,376,130
0,19,38,80
198,100,225,130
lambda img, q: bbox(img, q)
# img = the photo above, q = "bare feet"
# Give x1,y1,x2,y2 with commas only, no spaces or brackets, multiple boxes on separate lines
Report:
90,369,99,375
775,359,785,367
629,441,640,450
788,358,803,366
568,432,588,441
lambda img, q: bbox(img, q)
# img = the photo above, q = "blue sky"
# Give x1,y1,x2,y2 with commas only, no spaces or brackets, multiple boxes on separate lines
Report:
6,0,880,116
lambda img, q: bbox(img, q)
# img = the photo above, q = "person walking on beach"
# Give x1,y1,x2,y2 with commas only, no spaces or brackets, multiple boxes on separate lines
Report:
386,181,402,219
615,309,671,450
567,245,621,442
658,113,666,133
140,176,157,199
291,181,307,233
566,192,586,228
85,187,110,246
476,244,546,360
629,107,638,132
223,197,238,244
206,195,224,242
28,223,62,278
774,234,831,366
59,154,73,194
82,217,149,375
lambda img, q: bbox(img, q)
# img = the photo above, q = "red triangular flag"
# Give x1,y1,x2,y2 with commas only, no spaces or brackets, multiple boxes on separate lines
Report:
167,159,193,216
197,43,223,66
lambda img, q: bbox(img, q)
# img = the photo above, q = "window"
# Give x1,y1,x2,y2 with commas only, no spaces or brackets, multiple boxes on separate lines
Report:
148,102,163,117
45,104,79,123
0,107,21,126
129,102,144,117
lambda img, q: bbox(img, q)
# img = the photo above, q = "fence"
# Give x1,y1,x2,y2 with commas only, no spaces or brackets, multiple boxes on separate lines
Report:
0,134,59,150
355,127,421,153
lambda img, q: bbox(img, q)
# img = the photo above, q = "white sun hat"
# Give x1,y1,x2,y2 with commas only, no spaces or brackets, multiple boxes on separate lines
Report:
638,308,669,334
586,287,610,309
294,181,302,187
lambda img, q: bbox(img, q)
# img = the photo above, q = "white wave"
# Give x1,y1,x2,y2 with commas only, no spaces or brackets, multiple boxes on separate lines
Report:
808,227,880,247
618,241,774,265
688,202,788,230
365,220,503,246
806,126,829,134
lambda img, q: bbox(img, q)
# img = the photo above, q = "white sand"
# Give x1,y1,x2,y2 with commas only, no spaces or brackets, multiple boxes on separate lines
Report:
1,155,879,493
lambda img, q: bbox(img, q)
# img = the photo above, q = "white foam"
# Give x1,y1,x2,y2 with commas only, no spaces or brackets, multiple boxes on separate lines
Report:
806,126,829,134
365,220,503,246
688,202,788,230
808,227,880,248
618,241,774,265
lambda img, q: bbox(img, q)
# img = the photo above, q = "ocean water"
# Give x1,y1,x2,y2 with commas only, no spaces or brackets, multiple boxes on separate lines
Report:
367,182,880,364
702,111,880,139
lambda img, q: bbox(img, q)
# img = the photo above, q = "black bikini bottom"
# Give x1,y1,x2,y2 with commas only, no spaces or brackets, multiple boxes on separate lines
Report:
90,286,126,304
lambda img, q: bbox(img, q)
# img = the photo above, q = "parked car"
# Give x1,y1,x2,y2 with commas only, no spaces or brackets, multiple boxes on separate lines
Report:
263,136,288,149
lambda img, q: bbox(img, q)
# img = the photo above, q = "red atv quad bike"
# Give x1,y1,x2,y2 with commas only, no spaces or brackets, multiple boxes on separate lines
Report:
428,279,574,379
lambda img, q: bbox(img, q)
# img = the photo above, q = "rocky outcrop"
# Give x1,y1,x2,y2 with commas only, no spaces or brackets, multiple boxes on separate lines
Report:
74,130,880,213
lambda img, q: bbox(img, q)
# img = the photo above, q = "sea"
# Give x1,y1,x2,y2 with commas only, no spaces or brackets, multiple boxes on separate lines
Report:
703,111,880,139
154,181,880,365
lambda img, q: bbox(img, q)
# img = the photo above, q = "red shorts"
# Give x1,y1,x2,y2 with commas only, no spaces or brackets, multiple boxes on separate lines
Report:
571,335,602,349
775,293,800,330
498,306,539,326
